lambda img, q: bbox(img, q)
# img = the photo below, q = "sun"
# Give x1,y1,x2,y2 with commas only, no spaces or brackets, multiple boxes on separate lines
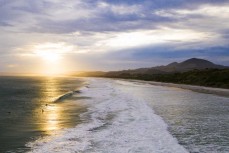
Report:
33,43,66,62
36,51,61,63
31,42,74,76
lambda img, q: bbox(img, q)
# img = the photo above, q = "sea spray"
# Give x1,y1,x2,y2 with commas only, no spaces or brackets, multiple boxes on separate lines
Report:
27,78,188,153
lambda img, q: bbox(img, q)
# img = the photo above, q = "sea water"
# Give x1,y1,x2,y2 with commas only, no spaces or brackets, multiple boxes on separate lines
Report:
1,77,229,153
116,79,229,153
27,78,188,153
0,76,85,152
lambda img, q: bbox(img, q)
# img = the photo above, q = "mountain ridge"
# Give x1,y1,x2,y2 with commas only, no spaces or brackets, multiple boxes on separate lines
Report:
74,58,229,89
75,58,228,77
104,58,228,76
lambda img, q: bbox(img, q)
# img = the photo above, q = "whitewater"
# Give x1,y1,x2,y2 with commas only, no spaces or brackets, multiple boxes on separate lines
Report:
27,78,188,153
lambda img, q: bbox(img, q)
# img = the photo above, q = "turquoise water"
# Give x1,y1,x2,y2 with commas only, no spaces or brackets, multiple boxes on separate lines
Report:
0,76,85,153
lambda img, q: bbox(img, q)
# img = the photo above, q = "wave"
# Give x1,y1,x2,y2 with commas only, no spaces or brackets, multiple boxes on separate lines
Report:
27,78,188,153
54,90,81,102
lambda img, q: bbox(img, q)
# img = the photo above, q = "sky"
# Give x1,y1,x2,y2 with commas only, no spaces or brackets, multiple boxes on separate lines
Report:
0,0,229,75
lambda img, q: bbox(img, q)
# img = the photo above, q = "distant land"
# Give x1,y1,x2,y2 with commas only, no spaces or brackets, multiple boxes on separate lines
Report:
75,58,229,89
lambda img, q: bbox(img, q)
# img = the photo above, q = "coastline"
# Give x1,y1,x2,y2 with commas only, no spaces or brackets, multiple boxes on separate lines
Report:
28,78,189,153
122,79,229,98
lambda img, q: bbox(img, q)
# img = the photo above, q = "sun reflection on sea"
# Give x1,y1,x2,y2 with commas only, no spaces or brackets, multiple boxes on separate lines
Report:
32,77,86,135
44,104,61,132
36,77,63,135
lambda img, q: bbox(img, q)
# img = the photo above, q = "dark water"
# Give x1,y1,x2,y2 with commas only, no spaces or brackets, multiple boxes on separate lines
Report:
118,80,229,153
0,76,85,153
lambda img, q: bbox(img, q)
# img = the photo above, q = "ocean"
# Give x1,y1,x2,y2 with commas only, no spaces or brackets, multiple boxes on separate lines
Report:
0,77,229,153
0,76,86,152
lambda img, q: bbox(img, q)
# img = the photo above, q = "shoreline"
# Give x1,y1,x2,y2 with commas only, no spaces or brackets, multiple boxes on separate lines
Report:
121,79,229,98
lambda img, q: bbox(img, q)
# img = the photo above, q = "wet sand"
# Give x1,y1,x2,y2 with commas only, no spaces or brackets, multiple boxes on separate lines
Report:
125,79,229,97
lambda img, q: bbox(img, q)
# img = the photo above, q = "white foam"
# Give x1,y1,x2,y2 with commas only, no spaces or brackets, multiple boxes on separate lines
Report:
27,78,188,153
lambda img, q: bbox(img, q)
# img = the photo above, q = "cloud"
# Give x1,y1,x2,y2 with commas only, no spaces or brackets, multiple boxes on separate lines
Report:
0,0,229,73
94,44,229,69
2,0,228,34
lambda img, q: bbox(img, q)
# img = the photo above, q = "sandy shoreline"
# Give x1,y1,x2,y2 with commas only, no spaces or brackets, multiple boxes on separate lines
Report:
124,79,229,98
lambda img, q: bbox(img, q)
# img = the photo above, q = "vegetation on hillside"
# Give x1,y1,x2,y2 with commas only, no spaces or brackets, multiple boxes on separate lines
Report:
96,69,229,89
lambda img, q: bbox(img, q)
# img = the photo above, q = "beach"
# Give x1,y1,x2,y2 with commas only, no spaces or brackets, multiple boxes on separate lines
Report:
124,79,229,98
27,78,188,153
1,77,229,152
28,78,229,153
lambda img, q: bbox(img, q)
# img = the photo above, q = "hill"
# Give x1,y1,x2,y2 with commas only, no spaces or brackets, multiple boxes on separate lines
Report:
104,58,227,77
75,58,229,89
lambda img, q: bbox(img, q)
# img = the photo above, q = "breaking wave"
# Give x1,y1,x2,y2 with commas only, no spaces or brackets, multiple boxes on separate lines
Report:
27,78,187,153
